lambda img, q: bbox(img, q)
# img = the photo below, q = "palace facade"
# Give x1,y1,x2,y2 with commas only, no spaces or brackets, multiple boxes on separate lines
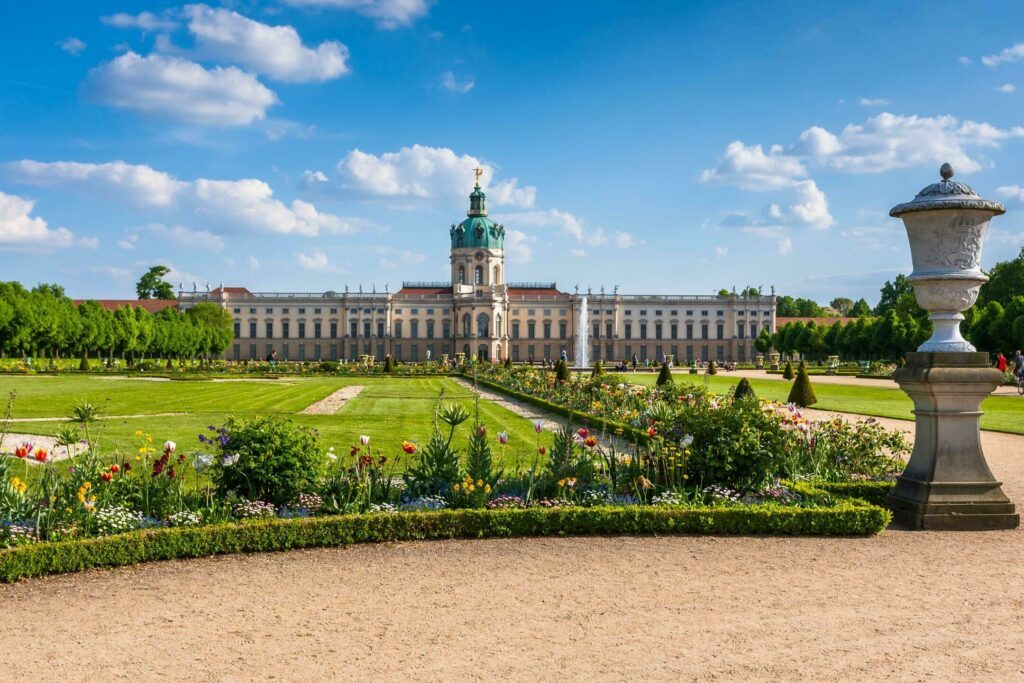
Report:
178,180,777,364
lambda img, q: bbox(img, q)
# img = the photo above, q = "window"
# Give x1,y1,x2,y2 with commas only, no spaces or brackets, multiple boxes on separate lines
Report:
624,310,632,316
625,323,632,339
701,323,708,340
233,321,240,337
265,321,274,338
362,321,371,338
314,344,322,361
443,320,451,339
655,323,663,340
298,308,306,314
559,322,567,339
298,322,306,339
639,309,647,316
606,322,613,339
266,308,273,314
313,322,321,339
298,345,306,361
249,308,256,314
512,322,520,340
330,344,338,360
330,322,338,338
543,309,552,316
282,343,289,360
394,321,403,338
592,322,600,339
350,321,358,338
686,310,693,316
737,322,745,339
670,323,678,340
474,266,483,285
527,309,536,316
411,309,419,315
249,343,257,358
686,323,693,340
233,308,241,314
330,308,338,314
458,266,466,284
233,344,240,360
377,322,385,338
701,310,708,317
655,310,662,316
411,320,419,339
716,323,724,340
528,322,536,339
543,321,552,339
282,321,290,339
639,323,647,339
427,320,435,339
750,323,758,338
717,310,725,317
248,322,256,338
314,308,321,314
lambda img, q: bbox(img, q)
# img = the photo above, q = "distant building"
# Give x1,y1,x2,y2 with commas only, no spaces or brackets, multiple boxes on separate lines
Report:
179,176,778,364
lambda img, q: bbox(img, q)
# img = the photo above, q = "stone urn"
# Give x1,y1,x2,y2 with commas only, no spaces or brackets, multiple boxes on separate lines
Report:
889,163,1004,352
886,164,1017,530
769,352,780,371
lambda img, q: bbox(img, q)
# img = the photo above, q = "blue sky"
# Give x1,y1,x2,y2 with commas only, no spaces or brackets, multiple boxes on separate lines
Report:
2,1,1024,303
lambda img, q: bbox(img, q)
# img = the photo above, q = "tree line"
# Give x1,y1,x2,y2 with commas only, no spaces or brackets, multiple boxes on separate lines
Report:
0,282,234,363
759,247,1024,361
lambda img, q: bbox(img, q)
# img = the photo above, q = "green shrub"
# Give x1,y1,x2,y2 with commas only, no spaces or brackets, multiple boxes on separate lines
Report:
591,360,604,377
656,362,673,386
707,360,717,375
782,360,795,380
788,363,818,407
208,416,324,506
383,355,395,373
733,377,756,401
555,359,571,385
504,356,513,369
0,500,892,583
403,430,462,497
464,422,500,489
688,364,698,374
78,352,89,372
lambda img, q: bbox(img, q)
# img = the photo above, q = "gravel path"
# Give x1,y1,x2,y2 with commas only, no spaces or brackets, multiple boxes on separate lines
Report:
1,408,1022,680
299,385,365,415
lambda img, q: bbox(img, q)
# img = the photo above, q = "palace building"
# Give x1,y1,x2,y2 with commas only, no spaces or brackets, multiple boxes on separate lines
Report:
178,177,778,364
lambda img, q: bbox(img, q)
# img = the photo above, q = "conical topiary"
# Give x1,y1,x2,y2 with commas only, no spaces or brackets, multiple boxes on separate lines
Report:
383,354,395,373
555,359,571,385
734,377,756,401
656,361,673,386
707,360,717,376
787,362,818,407
79,351,89,372
504,356,513,369
782,360,795,380
591,360,604,377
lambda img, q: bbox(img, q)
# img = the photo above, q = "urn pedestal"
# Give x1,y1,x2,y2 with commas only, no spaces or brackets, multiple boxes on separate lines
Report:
886,352,1018,530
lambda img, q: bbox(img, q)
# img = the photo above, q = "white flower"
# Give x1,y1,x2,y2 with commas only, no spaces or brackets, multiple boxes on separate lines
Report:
681,434,694,447
222,453,240,467
359,435,370,446
163,440,176,453
192,452,213,473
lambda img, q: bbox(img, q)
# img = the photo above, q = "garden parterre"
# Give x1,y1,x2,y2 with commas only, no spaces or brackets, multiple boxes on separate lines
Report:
0,365,910,576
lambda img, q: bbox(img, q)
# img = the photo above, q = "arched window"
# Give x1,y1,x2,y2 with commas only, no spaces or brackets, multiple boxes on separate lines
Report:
458,266,466,285
495,314,502,337
462,314,471,337
493,264,501,285
474,266,483,285
476,312,490,339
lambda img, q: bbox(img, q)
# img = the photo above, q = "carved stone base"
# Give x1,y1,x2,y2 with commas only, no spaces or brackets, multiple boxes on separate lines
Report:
886,352,1019,531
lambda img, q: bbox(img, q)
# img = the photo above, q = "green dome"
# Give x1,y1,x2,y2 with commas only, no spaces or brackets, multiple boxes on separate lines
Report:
450,183,505,249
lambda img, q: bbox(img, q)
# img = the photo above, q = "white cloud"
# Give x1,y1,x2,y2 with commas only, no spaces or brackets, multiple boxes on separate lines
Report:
570,248,588,258
282,0,430,29
996,83,1016,93
102,11,180,32
248,255,260,269
117,234,138,250
337,145,536,208
775,179,833,229
181,5,350,82
739,226,793,255
0,191,78,249
959,56,972,65
92,265,133,281
793,112,1024,174
612,231,637,248
440,70,474,93
132,223,226,251
504,229,535,264
376,247,426,269
303,169,328,184
700,141,807,191
295,247,329,270
85,51,279,126
858,97,891,106
4,159,368,238
57,37,87,55
714,246,728,258
982,43,1024,67
995,185,1024,205
495,208,637,248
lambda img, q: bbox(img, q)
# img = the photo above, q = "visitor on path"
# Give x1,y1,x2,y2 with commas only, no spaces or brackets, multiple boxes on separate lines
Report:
996,352,1008,372
266,350,277,369
1014,350,1024,379
631,354,638,370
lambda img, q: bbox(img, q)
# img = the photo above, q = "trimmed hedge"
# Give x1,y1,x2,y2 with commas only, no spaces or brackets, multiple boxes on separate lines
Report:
467,374,650,442
0,500,891,582
805,481,895,507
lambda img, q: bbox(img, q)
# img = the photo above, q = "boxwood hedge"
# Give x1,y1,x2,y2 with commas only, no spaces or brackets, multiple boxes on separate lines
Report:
0,497,891,583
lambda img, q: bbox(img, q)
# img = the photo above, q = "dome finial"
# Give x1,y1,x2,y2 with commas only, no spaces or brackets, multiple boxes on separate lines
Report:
473,166,484,187
940,163,954,180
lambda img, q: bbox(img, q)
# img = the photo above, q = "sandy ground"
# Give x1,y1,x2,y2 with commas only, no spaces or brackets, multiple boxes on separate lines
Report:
299,385,365,415
1,414,1022,680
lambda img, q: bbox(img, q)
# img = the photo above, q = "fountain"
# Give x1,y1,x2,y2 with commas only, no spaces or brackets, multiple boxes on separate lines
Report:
575,295,590,369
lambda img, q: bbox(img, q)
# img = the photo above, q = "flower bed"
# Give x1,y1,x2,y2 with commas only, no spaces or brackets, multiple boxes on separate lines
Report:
0,494,891,582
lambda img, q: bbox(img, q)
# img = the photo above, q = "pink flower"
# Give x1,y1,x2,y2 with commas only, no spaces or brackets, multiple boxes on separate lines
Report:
359,434,370,446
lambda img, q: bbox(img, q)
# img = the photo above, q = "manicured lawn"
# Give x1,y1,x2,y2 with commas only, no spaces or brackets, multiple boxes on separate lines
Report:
0,376,554,466
624,372,1024,435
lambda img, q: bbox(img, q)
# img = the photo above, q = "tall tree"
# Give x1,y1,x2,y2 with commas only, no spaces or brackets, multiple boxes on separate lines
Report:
829,297,854,316
136,265,176,300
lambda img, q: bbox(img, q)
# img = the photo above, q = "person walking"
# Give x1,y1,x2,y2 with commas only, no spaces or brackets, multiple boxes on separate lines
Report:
995,352,1008,373
1014,350,1024,379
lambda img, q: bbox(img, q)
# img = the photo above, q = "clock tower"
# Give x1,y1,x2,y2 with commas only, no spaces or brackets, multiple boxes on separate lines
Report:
449,169,508,361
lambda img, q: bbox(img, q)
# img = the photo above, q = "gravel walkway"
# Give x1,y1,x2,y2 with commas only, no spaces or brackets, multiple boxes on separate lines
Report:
299,385,365,415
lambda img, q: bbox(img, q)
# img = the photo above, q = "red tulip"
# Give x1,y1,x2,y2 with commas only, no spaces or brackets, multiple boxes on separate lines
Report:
34,448,48,463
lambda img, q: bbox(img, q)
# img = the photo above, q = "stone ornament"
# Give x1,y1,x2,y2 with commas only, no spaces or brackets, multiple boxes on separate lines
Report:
890,164,1005,353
